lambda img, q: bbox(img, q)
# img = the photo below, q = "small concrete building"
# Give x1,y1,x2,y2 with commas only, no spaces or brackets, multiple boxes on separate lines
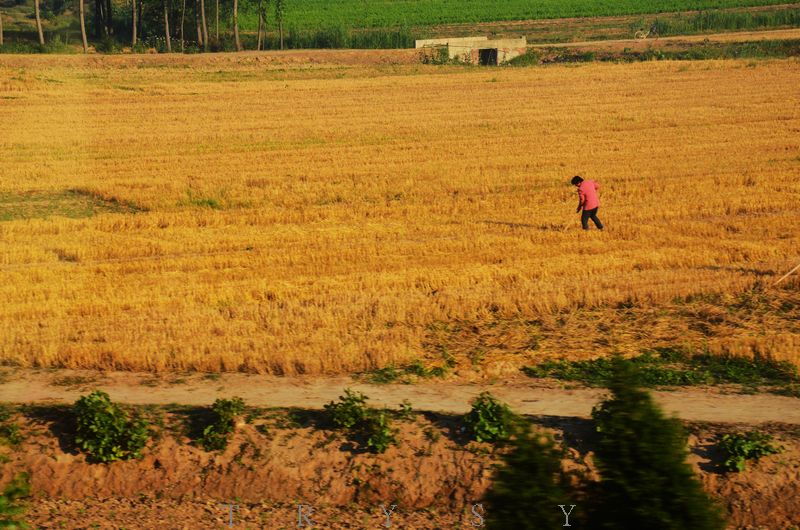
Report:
415,36,527,65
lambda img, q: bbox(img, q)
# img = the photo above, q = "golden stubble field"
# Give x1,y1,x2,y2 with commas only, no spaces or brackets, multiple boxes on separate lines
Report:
1,53,799,375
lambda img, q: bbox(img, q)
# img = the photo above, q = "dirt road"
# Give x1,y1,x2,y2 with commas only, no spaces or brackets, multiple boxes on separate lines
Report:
2,368,798,424
531,27,800,50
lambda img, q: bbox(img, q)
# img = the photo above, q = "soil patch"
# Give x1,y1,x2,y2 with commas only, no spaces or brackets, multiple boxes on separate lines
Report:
0,410,798,528
0,189,141,222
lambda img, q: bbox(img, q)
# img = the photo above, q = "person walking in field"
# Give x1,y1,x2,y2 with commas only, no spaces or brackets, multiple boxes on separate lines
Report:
572,175,604,231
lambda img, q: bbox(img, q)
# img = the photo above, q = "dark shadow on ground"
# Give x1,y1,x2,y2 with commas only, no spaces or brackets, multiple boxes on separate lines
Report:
533,415,597,456
18,404,79,456
698,265,774,277
166,405,216,444
482,220,568,231
419,411,473,446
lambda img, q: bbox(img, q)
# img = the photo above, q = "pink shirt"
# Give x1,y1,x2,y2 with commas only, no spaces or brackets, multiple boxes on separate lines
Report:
578,180,600,211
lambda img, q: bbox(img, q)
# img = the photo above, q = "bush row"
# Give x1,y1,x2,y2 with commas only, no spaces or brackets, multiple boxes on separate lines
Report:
0,369,785,527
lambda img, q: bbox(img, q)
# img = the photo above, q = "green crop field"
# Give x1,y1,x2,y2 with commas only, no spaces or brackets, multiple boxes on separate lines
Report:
273,0,794,29
2,0,798,52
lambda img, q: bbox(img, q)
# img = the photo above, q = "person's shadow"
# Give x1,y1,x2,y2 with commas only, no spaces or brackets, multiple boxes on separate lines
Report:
482,220,568,231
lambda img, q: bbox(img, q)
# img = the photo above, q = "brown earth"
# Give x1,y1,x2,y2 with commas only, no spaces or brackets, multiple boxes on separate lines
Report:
0,27,798,71
0,408,798,529
531,27,800,52
2,367,800,527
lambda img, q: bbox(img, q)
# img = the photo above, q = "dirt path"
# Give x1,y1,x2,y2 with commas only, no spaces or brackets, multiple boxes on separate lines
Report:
2,368,799,424
530,27,800,50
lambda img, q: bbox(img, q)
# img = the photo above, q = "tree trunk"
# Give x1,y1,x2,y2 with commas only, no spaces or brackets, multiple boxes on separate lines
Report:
214,0,218,40
79,0,88,52
137,0,142,41
94,0,105,37
106,0,112,34
256,9,263,51
163,0,171,51
34,0,45,45
199,0,208,49
194,0,203,47
179,0,185,50
233,0,241,51
279,19,283,50
0,10,4,47
131,0,137,46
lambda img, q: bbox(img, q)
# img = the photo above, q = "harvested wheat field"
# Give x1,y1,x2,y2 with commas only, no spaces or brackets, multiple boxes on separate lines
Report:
1,53,799,375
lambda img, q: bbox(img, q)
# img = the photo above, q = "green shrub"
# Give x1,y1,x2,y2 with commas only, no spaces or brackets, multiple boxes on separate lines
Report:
201,397,246,451
420,46,451,65
0,406,23,448
590,360,726,529
74,391,149,463
484,428,580,528
325,389,369,429
718,431,782,472
362,410,398,454
324,389,398,453
364,359,450,384
0,472,30,529
0,424,23,448
523,349,799,391
397,399,414,421
94,37,122,54
463,392,517,443
507,50,540,66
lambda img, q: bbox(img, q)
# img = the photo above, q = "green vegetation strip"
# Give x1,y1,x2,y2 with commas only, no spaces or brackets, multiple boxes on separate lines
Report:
262,0,793,30
651,7,800,37
523,348,800,394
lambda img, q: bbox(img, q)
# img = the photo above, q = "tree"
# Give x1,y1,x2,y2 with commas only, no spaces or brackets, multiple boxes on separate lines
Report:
131,0,137,46
214,0,218,40
0,9,4,47
136,0,143,42
78,0,89,52
232,0,241,51
106,0,112,34
179,0,185,51
34,0,45,45
163,0,171,52
199,0,208,49
194,0,203,47
590,360,727,530
484,428,581,529
274,0,285,49
95,0,112,37
256,0,262,50
256,0,270,51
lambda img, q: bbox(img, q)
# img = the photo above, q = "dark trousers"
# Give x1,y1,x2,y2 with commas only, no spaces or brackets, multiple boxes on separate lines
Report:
581,208,603,230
